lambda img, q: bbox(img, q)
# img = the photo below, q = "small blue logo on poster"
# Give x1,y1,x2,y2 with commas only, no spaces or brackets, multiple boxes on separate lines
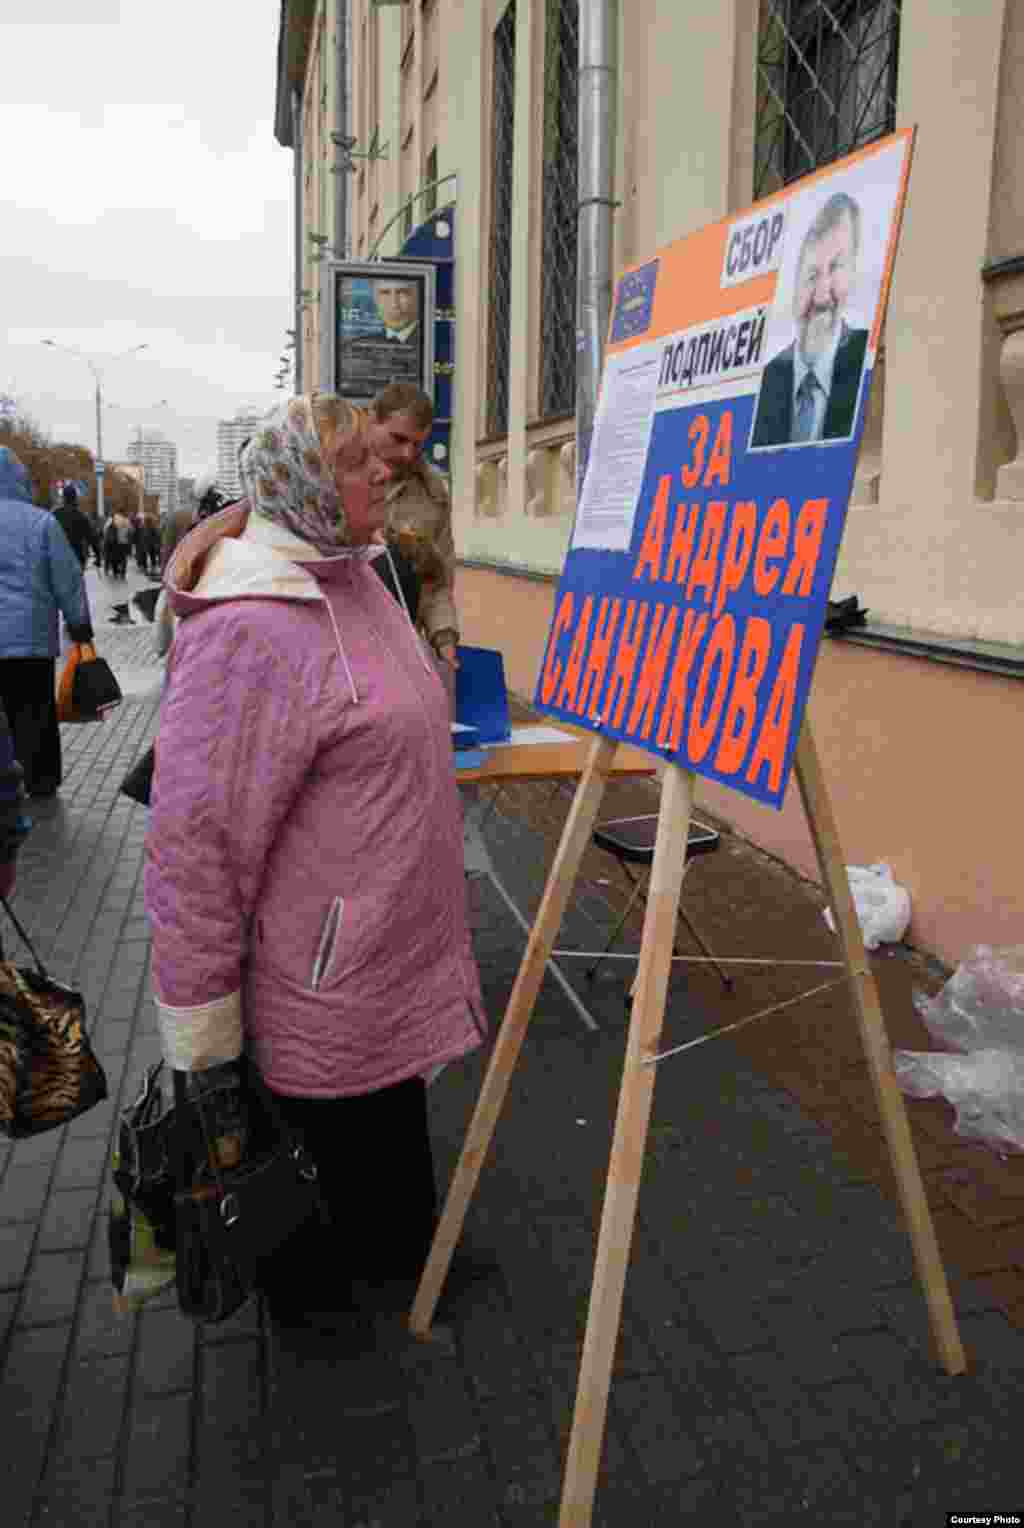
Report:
609,260,659,343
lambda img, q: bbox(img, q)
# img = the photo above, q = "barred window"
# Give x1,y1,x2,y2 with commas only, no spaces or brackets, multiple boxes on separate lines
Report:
539,0,579,420
755,0,901,198
487,2,516,436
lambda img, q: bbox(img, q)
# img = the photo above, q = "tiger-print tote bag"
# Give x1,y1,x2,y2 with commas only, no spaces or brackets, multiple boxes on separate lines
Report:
0,899,107,1139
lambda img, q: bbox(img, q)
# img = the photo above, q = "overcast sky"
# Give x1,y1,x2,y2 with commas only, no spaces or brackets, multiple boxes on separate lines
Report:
2,0,294,477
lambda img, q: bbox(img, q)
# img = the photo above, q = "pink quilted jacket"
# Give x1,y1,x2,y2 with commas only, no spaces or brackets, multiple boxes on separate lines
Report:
143,506,486,1096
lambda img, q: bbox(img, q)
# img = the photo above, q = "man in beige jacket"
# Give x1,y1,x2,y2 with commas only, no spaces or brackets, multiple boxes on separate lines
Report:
363,383,459,670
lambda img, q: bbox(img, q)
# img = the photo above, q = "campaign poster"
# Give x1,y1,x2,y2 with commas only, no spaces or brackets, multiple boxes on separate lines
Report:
332,260,436,404
534,131,913,809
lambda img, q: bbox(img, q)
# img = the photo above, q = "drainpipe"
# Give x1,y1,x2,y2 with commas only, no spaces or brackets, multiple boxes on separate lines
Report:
335,0,349,262
292,85,304,394
321,0,350,389
575,0,618,498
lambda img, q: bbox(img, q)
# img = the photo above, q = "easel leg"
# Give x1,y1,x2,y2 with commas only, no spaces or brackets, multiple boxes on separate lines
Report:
793,722,966,1376
409,734,618,1337
559,766,696,1527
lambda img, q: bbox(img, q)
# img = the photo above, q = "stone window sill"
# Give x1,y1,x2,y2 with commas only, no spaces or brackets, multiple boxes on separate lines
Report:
829,622,1024,679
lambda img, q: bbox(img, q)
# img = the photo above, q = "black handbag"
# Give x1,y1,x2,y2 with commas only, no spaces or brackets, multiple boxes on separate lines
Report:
110,1056,325,1322
120,742,155,807
170,1066,323,1321
0,897,108,1138
172,1060,326,1322
73,644,123,719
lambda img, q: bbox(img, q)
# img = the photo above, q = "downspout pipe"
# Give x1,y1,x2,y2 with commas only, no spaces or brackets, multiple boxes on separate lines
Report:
292,85,304,394
322,0,350,389
335,0,349,262
576,0,619,498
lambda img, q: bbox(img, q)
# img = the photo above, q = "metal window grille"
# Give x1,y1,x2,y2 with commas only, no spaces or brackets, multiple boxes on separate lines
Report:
755,0,900,198
487,2,516,436
540,0,579,420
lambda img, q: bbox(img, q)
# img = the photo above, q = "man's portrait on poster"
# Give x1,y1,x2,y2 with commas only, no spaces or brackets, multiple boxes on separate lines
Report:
749,189,873,450
334,265,433,403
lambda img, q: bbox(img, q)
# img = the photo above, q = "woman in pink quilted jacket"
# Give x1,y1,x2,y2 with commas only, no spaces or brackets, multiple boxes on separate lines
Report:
144,393,486,1331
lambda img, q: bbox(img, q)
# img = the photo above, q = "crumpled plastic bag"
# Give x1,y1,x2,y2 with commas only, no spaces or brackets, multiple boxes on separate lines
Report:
893,1049,1024,1155
894,945,1024,1155
823,862,911,949
912,944,1024,1054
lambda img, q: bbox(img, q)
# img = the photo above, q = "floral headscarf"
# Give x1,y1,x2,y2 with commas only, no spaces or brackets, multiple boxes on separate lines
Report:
238,393,366,556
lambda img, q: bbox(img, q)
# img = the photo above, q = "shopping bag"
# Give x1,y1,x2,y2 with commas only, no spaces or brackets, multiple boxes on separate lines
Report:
57,642,122,723
72,643,122,720
0,897,108,1139
55,644,83,723
109,1059,325,1322
171,1064,326,1321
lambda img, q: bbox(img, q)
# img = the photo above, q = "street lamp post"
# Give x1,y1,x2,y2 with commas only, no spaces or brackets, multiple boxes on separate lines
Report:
41,340,149,522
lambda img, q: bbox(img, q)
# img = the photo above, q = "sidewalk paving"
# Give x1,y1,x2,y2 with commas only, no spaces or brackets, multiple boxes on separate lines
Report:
0,639,1022,1525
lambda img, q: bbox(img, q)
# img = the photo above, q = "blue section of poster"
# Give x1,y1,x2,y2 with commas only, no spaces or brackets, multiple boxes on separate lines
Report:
534,372,872,809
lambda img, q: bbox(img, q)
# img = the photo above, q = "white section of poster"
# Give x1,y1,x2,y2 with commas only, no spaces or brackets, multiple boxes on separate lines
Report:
571,340,661,552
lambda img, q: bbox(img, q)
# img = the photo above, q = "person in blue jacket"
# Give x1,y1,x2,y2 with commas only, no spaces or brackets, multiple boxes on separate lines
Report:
0,698,30,902
0,447,94,798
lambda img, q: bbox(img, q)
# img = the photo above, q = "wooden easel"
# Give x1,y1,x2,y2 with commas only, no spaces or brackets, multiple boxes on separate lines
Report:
410,719,965,1528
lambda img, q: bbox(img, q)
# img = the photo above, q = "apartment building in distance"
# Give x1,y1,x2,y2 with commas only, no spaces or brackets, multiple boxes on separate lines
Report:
274,0,1024,967
125,430,178,518
217,408,267,499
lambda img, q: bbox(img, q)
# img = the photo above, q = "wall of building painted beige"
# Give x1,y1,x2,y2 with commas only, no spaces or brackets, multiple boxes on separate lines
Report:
450,0,1022,643
453,0,762,574
833,0,1021,645
438,0,486,554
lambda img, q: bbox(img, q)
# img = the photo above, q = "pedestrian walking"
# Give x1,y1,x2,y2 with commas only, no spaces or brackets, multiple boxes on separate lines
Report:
0,697,30,902
53,483,96,569
110,510,131,578
0,447,94,798
143,517,161,576
145,394,487,1334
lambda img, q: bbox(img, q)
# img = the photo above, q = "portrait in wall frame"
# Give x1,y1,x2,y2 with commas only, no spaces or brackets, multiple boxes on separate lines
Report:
331,260,437,405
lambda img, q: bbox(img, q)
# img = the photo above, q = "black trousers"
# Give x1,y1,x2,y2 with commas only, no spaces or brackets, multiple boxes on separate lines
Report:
263,1074,439,1309
0,657,61,796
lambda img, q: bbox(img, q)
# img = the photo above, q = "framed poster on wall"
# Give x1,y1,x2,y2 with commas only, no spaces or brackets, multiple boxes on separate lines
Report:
331,260,437,404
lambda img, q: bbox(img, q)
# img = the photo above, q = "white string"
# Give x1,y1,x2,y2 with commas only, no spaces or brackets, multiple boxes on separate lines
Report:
639,977,848,1066
550,950,844,967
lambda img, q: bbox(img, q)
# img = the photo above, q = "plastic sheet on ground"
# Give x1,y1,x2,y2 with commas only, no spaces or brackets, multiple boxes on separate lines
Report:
894,945,1024,1154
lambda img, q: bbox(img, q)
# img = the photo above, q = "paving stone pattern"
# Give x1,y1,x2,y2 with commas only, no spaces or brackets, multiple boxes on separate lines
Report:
0,689,1021,1526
